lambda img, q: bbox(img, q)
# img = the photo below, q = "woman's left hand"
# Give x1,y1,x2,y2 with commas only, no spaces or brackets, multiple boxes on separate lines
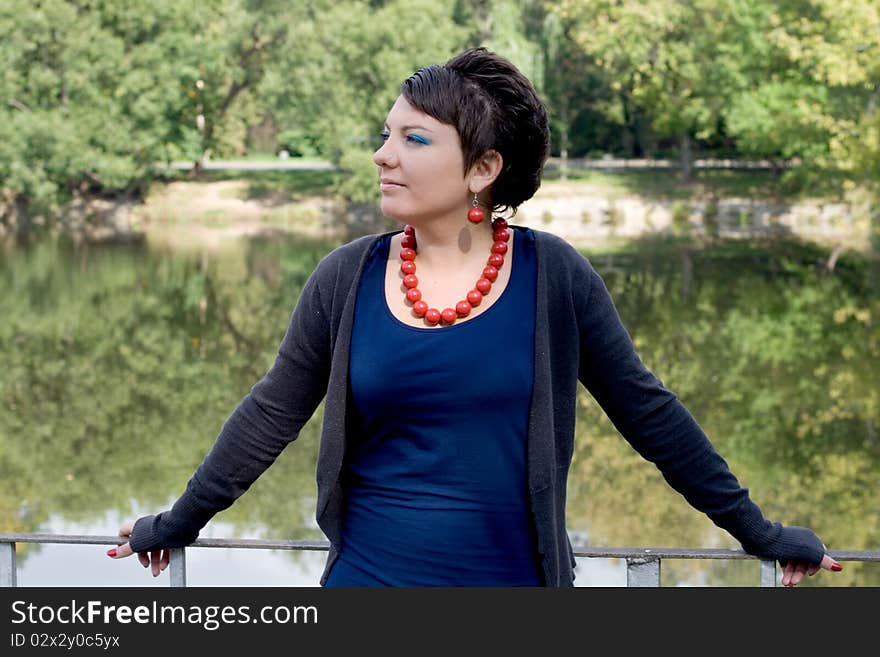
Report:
781,553,842,587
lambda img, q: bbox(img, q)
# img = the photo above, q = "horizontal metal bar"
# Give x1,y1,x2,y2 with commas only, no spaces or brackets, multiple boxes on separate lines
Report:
0,534,330,551
571,546,880,562
163,160,338,172
545,157,797,171
160,157,793,174
1,534,877,562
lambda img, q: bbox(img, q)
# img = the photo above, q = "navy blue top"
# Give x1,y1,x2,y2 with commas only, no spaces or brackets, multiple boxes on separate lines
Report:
130,226,829,585
324,228,542,586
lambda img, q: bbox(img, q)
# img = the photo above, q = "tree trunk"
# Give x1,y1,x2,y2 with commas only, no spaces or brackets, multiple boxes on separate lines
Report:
559,103,570,182
679,133,693,182
621,94,635,156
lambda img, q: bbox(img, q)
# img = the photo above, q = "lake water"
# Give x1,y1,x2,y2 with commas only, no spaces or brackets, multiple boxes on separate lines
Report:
2,230,877,586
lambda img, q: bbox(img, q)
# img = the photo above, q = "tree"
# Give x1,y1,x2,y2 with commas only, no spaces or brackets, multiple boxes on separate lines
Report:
551,0,761,178
260,0,467,203
551,0,880,189
0,0,297,227
722,1,880,185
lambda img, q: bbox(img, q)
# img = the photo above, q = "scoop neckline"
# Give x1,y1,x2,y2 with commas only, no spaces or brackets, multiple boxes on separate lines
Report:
380,229,518,333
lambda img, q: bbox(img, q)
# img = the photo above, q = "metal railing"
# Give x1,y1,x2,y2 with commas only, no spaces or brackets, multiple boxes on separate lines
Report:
1,533,876,587
159,157,796,173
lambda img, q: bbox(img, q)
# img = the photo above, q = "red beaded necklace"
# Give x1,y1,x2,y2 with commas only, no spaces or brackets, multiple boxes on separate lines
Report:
399,217,510,326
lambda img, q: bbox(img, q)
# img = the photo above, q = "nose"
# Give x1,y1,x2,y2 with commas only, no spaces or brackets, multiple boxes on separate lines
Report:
373,137,397,168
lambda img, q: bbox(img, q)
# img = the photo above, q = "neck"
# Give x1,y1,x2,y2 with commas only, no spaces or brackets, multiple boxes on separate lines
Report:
402,218,495,270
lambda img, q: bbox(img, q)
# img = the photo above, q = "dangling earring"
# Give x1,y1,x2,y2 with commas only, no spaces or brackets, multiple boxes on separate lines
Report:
467,193,484,224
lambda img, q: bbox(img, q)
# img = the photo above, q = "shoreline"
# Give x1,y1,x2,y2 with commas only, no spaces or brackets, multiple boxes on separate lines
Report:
3,178,875,253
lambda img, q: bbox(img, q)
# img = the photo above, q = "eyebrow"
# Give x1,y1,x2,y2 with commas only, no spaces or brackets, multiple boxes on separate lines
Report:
384,123,434,133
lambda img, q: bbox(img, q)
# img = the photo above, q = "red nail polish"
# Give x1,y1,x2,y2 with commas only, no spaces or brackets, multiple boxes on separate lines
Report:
831,562,842,572
106,548,117,558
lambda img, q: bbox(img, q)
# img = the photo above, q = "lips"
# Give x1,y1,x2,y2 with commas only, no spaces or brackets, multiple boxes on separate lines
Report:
379,179,405,193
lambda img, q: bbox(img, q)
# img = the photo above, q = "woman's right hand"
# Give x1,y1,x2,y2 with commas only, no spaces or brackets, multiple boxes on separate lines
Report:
106,520,170,577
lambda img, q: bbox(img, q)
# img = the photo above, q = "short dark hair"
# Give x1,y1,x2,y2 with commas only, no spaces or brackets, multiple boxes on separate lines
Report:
400,47,550,216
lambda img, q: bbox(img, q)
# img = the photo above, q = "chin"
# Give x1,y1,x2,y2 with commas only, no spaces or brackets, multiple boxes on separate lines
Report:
379,200,410,223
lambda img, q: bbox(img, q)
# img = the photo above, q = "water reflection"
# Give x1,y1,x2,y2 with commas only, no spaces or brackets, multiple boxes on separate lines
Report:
2,233,877,586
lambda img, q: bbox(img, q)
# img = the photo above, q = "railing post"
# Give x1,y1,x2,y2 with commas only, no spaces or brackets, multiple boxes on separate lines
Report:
1,542,17,587
760,560,776,587
169,548,186,587
626,557,661,587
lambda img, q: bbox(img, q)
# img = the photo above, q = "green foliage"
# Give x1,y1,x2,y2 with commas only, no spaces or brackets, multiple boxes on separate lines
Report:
0,0,298,219
726,82,831,161
260,0,467,202
2,0,879,228
335,146,381,204
549,0,880,188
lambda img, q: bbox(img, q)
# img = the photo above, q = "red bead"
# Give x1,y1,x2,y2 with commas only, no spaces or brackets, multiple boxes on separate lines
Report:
467,207,484,224
398,224,508,325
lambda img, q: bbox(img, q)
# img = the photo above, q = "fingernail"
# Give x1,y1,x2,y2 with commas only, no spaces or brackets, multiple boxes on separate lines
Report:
831,562,843,572
106,548,117,558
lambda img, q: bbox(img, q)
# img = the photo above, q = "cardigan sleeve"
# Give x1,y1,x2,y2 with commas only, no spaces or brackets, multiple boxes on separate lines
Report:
574,257,825,566
128,257,335,553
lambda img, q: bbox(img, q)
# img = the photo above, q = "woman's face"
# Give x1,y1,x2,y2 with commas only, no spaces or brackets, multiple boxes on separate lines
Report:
373,95,470,224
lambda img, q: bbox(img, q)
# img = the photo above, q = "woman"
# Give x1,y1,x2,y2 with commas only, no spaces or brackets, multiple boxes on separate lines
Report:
109,47,841,587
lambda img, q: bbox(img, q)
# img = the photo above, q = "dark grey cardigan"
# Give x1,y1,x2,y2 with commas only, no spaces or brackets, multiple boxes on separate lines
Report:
129,227,825,585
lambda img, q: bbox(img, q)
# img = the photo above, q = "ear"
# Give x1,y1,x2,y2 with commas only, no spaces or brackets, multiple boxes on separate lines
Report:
467,149,503,195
